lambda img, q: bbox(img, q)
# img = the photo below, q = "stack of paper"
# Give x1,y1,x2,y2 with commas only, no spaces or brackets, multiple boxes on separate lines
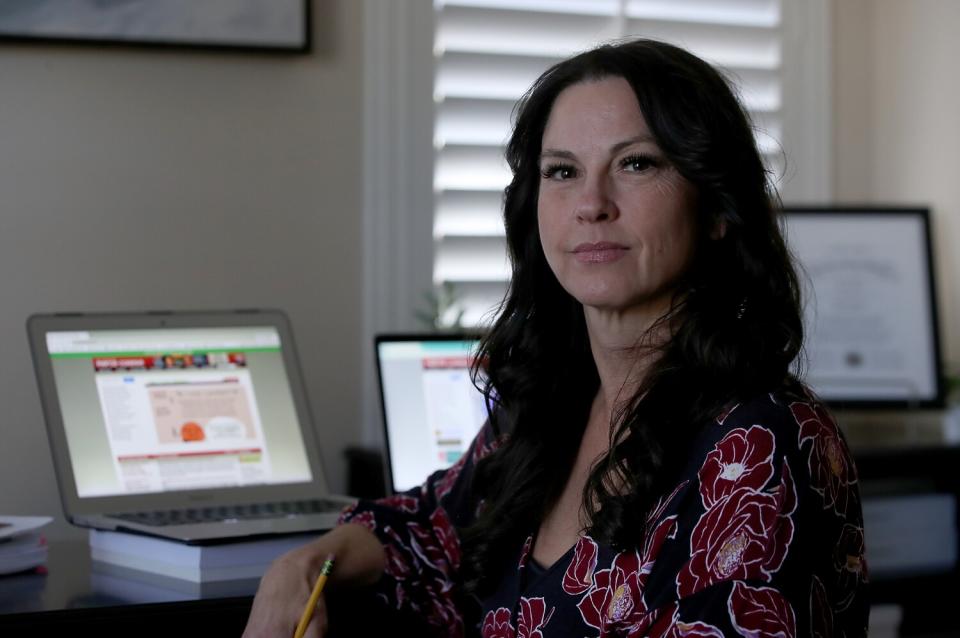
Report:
0,516,53,575
89,529,314,583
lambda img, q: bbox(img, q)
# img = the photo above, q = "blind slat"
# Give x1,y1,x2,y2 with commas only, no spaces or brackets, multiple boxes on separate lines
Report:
436,6,620,57
435,52,561,100
625,0,780,28
438,0,620,17
435,191,505,238
622,18,780,69
435,236,510,283
436,98,514,147
435,145,511,192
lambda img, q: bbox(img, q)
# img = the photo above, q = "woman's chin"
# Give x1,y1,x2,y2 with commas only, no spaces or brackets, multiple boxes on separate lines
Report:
571,286,674,321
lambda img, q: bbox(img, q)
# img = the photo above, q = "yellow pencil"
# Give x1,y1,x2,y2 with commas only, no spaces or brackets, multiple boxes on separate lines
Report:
293,553,336,638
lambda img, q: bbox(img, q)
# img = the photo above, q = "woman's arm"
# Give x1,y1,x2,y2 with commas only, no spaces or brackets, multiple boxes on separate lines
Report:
241,523,386,638
244,418,504,637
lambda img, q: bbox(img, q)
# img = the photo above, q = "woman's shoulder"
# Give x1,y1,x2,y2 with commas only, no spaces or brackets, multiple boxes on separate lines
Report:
681,380,862,520
698,380,839,455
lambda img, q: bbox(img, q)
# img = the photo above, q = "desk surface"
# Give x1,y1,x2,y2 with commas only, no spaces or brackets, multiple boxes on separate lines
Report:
0,539,256,633
0,537,425,636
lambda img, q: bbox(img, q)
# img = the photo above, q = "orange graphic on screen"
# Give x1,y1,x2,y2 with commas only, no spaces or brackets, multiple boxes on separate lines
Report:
180,421,206,442
149,382,257,445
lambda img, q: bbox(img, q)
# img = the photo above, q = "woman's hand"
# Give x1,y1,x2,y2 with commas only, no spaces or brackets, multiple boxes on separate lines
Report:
243,540,331,637
241,524,386,638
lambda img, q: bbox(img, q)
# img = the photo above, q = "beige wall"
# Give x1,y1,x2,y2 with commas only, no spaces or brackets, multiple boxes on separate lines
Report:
0,1,364,540
834,0,960,367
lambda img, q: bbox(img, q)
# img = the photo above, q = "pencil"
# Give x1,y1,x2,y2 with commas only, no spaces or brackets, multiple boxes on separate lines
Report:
293,553,336,638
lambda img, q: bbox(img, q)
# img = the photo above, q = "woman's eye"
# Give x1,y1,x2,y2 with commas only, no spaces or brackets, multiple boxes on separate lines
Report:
541,163,577,180
621,154,660,173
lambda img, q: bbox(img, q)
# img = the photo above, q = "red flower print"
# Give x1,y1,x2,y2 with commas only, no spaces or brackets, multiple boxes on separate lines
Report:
646,481,689,529
472,426,505,464
382,526,413,580
518,597,555,638
765,462,797,576
482,607,515,638
435,452,468,501
345,510,376,532
408,512,460,576
562,536,599,595
577,550,643,632
810,576,833,638
423,588,464,638
380,494,419,513
579,502,683,634
727,581,796,638
699,426,775,508
677,461,796,597
716,402,740,425
833,524,867,611
430,506,461,570
644,603,725,638
518,534,533,569
336,501,359,525
379,522,464,637
791,401,857,516
470,426,490,463
641,512,680,583
671,620,725,637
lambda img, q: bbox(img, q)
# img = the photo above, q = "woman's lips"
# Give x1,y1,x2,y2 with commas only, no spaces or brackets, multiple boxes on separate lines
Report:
572,242,629,263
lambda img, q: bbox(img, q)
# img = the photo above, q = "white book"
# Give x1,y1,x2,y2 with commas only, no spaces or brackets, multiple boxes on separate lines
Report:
0,516,52,575
89,529,315,583
0,534,48,576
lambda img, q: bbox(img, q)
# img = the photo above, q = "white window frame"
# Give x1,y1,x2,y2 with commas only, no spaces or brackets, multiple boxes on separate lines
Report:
360,0,832,442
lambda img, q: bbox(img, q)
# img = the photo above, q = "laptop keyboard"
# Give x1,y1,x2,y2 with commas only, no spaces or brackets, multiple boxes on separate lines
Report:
112,499,344,527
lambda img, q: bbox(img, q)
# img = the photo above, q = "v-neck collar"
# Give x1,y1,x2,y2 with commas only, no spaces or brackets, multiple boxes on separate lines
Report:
518,532,589,593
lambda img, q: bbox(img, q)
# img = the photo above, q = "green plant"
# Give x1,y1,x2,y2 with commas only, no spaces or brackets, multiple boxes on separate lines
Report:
414,282,466,331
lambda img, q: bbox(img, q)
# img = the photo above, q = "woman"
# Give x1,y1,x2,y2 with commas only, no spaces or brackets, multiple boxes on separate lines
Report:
244,39,868,637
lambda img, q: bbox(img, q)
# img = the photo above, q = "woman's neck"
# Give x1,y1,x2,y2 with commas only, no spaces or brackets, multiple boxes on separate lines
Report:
583,305,668,423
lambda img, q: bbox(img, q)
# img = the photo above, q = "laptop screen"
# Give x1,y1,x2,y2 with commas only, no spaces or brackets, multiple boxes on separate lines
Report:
376,336,489,492
46,326,314,498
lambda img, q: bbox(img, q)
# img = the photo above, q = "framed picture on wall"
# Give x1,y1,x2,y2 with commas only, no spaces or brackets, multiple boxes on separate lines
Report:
0,0,310,52
782,207,944,408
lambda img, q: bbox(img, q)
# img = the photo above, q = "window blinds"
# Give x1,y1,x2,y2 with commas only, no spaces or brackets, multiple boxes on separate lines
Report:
433,0,783,326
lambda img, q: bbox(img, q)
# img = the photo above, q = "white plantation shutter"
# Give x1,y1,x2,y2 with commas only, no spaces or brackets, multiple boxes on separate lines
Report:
433,0,790,327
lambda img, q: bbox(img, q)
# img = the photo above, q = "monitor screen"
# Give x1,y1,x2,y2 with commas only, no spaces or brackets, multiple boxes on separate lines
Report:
376,337,489,492
45,326,314,497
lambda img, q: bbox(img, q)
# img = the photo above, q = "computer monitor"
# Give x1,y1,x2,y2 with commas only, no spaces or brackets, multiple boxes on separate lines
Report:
375,334,488,493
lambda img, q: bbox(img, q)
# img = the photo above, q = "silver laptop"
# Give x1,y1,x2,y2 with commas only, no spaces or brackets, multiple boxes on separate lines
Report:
28,309,353,545
374,334,489,493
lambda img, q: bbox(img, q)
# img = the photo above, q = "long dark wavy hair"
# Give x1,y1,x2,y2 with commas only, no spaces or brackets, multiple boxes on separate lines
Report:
459,39,804,595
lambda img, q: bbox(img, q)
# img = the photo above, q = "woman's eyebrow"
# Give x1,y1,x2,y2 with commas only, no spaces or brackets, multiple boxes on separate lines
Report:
610,134,657,153
539,149,576,161
540,135,658,161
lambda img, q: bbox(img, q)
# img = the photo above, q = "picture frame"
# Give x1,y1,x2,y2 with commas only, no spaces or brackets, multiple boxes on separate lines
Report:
0,0,310,53
782,207,944,408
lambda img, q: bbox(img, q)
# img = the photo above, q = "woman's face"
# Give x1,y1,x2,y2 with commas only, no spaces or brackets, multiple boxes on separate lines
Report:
537,76,699,319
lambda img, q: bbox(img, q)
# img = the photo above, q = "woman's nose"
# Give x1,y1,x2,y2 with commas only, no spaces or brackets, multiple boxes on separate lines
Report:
575,176,617,223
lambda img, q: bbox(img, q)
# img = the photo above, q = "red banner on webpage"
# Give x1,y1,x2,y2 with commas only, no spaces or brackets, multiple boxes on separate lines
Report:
422,356,474,369
117,448,262,462
92,352,247,372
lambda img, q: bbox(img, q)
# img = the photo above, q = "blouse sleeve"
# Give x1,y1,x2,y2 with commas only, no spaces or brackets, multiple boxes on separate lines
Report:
337,419,504,636
627,390,869,637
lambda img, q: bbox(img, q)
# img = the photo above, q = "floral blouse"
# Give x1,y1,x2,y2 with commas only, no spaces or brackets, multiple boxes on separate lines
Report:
338,386,869,637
